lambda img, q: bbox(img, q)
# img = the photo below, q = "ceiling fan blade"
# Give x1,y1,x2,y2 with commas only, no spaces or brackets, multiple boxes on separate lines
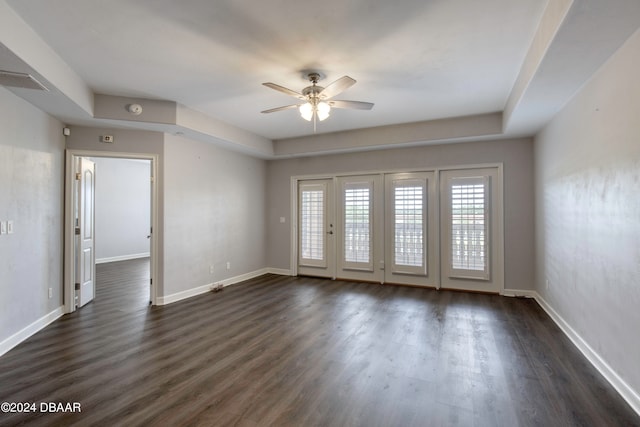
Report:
262,82,304,99
329,100,374,110
319,76,356,99
261,104,300,114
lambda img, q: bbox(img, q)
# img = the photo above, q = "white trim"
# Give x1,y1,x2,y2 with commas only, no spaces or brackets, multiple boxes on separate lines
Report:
501,289,537,298
267,268,293,276
157,283,213,306
533,292,640,416
64,151,75,313
96,253,150,264
157,268,272,306
290,177,298,276
0,307,64,357
218,268,269,286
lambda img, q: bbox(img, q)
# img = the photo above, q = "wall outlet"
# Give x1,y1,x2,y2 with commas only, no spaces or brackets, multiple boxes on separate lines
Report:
48,288,53,299
209,265,215,275
226,261,231,270
7,220,13,234
546,279,550,290
0,221,6,235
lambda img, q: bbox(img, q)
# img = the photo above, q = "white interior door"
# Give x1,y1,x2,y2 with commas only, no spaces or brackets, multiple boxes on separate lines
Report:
440,167,503,293
336,175,383,282
384,172,437,287
297,179,335,278
76,157,96,307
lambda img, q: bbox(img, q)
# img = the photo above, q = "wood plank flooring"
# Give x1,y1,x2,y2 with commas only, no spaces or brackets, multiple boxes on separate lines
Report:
0,258,638,426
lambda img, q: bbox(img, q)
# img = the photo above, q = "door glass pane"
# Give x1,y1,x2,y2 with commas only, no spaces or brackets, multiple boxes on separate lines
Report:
394,185,423,267
451,179,486,271
301,190,324,260
344,187,370,263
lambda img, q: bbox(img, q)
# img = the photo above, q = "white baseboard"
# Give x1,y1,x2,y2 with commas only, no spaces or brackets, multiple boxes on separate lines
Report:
218,268,270,287
533,292,640,416
96,252,150,264
157,282,212,306
501,288,537,298
0,307,64,357
266,267,293,276
157,267,288,306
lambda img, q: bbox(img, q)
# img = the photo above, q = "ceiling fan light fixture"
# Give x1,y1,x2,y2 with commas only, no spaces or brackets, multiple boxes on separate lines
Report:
299,102,313,121
263,73,372,128
317,102,331,121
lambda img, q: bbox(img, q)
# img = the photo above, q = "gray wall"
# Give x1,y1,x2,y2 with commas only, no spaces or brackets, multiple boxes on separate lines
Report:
267,138,535,291
163,134,267,295
67,129,269,299
0,88,64,344
94,157,151,262
534,29,640,397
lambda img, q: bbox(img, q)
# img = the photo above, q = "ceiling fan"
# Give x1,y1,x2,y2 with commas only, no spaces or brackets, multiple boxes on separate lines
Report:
261,72,374,130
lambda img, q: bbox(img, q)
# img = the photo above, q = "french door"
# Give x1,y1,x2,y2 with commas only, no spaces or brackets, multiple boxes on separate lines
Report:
336,175,383,282
296,167,503,293
440,168,502,293
297,179,335,278
384,172,437,287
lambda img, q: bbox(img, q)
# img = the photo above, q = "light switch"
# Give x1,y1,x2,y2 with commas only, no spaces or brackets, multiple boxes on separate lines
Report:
279,217,286,223
7,221,13,234
0,221,6,235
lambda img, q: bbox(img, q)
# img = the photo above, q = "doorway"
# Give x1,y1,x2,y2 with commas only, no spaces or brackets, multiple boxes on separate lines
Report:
64,150,159,313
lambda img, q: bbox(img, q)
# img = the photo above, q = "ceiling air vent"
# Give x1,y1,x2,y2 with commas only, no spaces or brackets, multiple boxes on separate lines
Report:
0,70,49,91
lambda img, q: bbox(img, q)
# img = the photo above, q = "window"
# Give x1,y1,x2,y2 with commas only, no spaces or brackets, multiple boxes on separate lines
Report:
449,176,489,278
344,185,371,264
300,189,324,261
394,184,424,268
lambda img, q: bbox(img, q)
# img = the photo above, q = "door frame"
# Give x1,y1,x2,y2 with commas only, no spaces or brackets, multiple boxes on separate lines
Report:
64,149,159,313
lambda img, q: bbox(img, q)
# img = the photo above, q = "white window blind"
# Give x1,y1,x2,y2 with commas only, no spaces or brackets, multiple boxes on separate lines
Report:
394,184,424,267
344,185,371,264
300,189,324,261
450,178,487,272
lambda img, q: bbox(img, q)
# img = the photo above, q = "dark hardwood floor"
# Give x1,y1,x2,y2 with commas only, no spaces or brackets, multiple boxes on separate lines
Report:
0,259,637,426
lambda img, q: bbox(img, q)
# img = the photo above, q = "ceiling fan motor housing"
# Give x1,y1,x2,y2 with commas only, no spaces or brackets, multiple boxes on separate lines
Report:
302,85,324,99
302,72,324,100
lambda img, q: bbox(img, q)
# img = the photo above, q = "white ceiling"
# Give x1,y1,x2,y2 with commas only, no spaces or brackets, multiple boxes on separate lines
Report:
2,0,640,156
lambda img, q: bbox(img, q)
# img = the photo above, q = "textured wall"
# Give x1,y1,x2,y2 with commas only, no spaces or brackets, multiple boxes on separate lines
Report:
534,29,640,400
0,88,64,343
163,134,267,296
